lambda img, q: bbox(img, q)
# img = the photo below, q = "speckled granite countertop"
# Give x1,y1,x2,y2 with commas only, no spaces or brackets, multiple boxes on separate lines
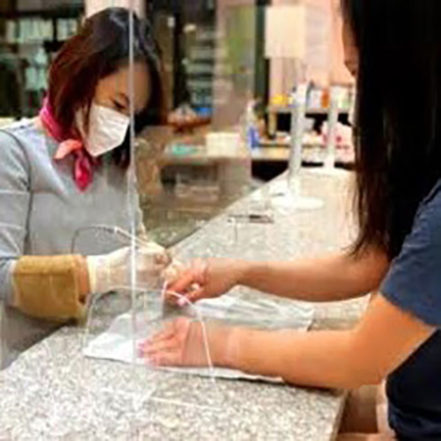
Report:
0,172,367,441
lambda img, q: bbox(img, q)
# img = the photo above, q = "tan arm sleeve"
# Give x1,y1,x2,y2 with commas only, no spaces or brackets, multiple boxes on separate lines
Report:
11,255,90,321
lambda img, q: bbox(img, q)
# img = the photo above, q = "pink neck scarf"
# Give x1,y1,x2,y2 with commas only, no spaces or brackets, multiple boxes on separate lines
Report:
39,98,97,191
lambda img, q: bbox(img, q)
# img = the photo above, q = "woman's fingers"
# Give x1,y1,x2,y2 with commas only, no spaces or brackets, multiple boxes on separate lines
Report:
168,259,208,293
154,250,172,266
162,264,180,285
142,322,176,345
162,288,189,306
168,269,198,294
163,289,179,305
139,319,186,365
185,287,205,303
169,286,205,307
139,317,214,368
140,338,177,357
143,318,183,345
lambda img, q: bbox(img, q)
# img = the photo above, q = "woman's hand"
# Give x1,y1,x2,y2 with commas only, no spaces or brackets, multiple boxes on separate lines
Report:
138,317,231,367
87,243,172,293
163,258,247,306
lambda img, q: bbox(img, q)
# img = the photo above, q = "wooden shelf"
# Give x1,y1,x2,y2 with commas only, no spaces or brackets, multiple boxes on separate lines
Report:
1,7,82,19
267,106,350,115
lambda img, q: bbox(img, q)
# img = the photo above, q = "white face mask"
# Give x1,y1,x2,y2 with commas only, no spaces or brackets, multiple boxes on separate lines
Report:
77,104,130,157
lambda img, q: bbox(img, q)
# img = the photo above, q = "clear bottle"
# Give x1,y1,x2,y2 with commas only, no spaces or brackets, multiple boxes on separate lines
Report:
244,100,260,150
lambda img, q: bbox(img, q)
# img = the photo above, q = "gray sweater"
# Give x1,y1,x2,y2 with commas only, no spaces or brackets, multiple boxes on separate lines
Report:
0,119,139,368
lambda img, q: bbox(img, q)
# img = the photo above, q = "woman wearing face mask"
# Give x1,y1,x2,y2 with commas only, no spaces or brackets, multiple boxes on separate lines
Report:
142,1,441,439
0,8,173,369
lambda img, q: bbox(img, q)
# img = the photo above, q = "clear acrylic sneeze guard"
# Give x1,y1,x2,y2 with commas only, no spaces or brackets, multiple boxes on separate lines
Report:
71,3,224,427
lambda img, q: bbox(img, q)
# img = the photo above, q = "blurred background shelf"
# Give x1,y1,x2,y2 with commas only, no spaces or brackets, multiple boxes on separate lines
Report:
267,105,350,115
0,1,84,118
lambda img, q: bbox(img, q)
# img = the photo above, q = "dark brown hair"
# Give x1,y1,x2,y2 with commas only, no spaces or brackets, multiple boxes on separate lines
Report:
48,7,167,167
342,0,441,259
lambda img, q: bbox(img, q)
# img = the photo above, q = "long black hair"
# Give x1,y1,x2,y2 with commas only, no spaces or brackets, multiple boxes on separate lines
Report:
48,7,167,168
342,0,441,259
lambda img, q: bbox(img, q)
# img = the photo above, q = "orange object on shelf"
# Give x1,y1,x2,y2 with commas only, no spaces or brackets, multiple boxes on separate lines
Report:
168,104,211,133
168,116,211,133
321,88,330,109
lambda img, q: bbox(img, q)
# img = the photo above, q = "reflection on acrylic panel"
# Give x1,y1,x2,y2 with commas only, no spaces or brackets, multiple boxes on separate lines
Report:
138,1,258,247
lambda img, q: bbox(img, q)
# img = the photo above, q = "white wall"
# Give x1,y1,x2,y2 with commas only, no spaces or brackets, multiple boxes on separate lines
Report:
85,0,145,17
268,0,353,95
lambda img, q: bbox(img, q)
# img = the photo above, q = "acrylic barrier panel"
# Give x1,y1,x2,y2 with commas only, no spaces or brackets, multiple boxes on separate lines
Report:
81,287,223,400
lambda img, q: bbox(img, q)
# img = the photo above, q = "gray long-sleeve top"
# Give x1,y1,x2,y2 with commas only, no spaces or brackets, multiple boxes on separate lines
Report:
0,119,138,368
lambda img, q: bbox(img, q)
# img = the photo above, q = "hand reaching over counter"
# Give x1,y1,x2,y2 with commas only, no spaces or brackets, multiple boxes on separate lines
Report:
163,258,246,306
11,241,173,321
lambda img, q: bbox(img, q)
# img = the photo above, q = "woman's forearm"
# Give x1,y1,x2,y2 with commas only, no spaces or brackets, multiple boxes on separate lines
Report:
215,294,433,390
238,248,389,302
219,327,370,390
